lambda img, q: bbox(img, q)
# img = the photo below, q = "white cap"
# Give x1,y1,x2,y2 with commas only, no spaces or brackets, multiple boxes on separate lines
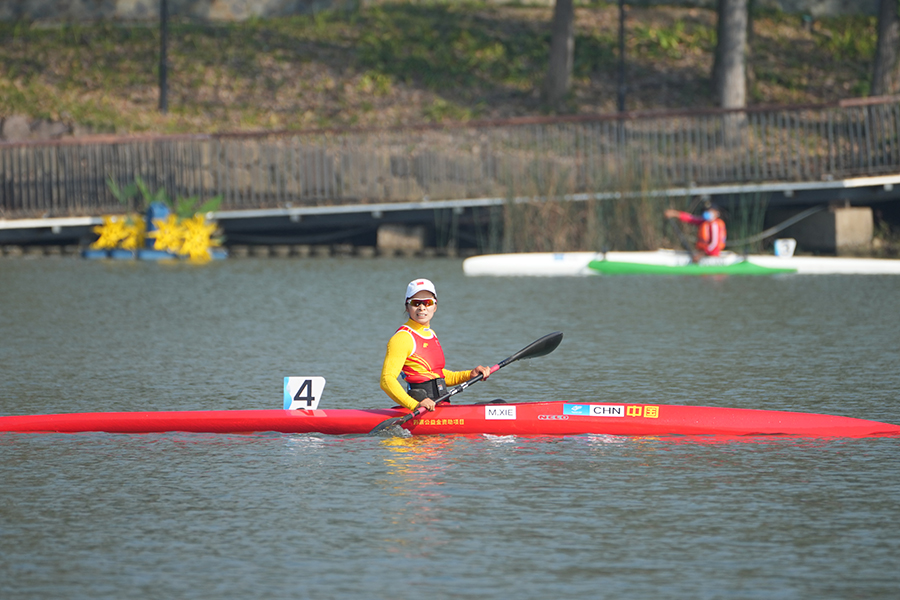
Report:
405,278,437,302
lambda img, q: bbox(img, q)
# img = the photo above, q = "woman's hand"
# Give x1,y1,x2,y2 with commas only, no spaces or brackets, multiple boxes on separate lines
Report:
470,365,491,380
417,398,437,411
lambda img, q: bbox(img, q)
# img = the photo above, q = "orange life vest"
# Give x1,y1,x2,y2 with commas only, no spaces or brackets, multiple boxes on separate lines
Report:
696,218,726,256
397,325,446,383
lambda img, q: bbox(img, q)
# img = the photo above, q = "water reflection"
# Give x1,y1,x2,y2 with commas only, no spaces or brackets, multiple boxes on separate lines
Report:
380,436,455,494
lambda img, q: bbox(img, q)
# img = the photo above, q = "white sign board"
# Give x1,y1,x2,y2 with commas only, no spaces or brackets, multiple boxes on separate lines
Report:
283,377,326,410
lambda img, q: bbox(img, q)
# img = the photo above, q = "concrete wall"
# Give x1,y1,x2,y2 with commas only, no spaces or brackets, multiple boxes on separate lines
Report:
0,0,881,22
769,206,874,254
377,224,425,252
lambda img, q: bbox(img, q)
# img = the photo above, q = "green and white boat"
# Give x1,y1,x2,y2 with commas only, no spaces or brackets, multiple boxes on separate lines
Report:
462,250,900,276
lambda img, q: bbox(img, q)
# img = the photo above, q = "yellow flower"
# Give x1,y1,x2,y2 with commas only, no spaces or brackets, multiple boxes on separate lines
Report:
90,215,128,249
119,214,146,251
148,214,184,253
180,214,218,261
146,212,222,262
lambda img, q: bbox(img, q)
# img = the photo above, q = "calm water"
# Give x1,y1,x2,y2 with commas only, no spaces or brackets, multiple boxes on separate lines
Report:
2,257,899,599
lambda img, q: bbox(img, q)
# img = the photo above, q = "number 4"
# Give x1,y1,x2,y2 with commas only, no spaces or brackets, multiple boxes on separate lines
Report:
293,379,315,406
283,377,326,410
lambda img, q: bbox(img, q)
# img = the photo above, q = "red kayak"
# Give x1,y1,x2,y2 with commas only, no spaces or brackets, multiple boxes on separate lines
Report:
2,401,899,437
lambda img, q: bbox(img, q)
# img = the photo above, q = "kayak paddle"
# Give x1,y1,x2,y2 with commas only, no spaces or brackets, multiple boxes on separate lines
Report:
369,331,563,435
667,216,695,255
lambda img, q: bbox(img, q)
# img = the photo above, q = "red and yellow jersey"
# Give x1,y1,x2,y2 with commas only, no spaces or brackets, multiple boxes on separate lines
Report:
674,212,727,256
696,218,726,256
397,323,445,383
380,320,473,410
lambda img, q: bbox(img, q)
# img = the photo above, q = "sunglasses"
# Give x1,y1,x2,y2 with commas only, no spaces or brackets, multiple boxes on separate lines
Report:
407,298,437,308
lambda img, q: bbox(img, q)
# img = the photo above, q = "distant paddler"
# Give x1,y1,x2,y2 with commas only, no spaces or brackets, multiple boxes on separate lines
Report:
380,278,491,413
665,202,727,262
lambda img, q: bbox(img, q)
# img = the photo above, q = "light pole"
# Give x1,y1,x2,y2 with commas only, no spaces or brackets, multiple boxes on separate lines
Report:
159,0,168,114
617,0,626,112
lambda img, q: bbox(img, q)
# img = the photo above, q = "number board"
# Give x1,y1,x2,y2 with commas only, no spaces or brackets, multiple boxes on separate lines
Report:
283,377,326,410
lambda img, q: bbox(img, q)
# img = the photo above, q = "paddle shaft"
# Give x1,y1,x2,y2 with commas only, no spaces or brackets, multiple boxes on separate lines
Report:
369,331,563,435
397,368,494,426
668,216,695,254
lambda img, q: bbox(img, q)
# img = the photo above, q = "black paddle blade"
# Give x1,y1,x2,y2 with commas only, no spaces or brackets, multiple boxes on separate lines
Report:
369,407,423,435
499,331,563,367
369,414,409,436
370,419,412,437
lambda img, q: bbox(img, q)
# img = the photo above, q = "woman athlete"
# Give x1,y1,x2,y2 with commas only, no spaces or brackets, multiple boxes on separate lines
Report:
380,279,490,412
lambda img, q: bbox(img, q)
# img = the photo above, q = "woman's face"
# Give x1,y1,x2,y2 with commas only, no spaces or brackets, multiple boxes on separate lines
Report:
406,291,437,325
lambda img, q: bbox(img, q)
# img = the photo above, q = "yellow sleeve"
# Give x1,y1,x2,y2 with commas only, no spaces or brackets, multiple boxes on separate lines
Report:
443,369,474,387
380,330,419,410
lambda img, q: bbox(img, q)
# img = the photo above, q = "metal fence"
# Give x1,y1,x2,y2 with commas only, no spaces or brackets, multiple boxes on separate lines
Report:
2,96,900,219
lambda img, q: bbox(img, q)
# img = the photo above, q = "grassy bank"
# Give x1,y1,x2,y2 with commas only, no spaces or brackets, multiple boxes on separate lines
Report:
0,2,881,136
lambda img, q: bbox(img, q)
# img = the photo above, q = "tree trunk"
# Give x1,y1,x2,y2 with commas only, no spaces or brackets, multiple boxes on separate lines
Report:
872,0,900,96
712,0,748,109
542,0,575,111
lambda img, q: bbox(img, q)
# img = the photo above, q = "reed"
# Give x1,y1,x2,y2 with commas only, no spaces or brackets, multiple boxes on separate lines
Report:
720,192,769,254
482,155,679,253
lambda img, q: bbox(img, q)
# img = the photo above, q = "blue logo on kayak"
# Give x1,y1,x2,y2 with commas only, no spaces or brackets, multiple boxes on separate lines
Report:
563,404,590,415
